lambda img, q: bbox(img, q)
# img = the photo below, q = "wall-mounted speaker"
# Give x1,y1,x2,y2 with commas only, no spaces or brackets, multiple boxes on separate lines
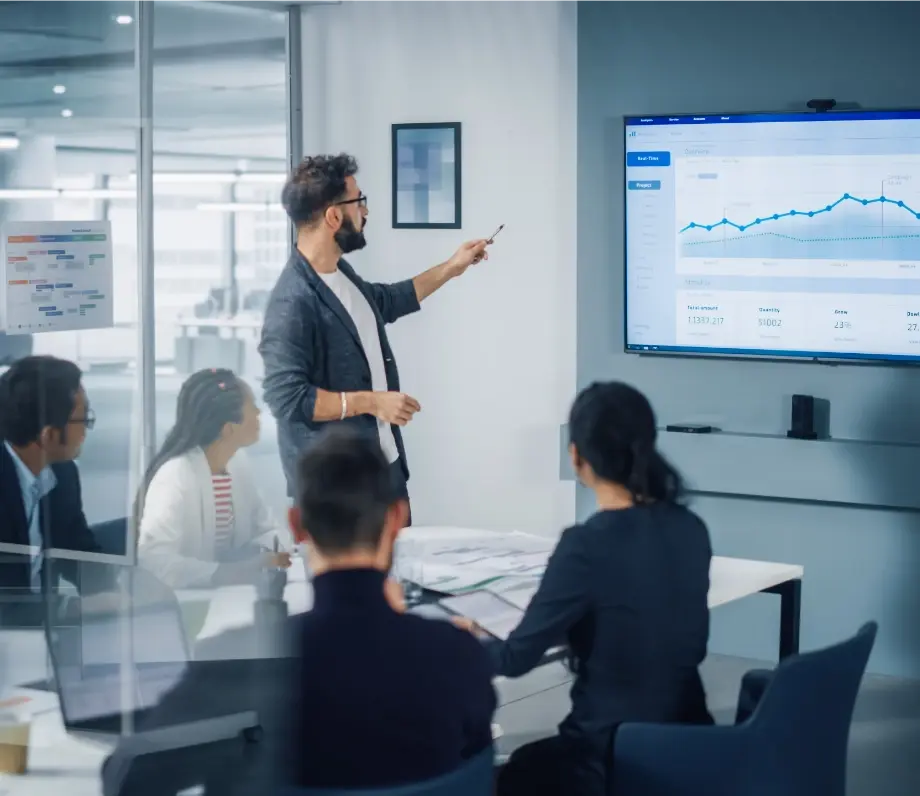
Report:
787,394,818,440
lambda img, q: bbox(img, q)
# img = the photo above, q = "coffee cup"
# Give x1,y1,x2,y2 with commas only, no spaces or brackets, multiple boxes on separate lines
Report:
0,709,30,775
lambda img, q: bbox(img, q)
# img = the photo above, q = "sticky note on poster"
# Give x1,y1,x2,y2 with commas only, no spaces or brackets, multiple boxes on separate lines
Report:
1,220,114,335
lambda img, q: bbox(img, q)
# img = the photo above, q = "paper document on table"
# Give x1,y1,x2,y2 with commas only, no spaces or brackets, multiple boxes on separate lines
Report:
488,575,541,611
423,534,552,574
440,591,524,641
414,533,553,596
417,563,509,594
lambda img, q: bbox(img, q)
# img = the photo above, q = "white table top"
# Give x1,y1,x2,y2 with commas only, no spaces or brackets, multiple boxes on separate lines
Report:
404,526,804,611
180,526,803,643
708,555,802,608
5,525,803,793
1,706,106,796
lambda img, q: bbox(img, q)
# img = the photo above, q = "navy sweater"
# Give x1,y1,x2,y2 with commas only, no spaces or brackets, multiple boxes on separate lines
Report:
294,569,496,788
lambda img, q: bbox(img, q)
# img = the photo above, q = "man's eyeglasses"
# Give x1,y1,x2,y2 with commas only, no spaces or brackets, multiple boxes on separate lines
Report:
334,194,368,210
69,408,96,431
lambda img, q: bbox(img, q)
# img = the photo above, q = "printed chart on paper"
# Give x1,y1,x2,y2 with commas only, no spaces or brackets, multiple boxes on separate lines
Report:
1,220,114,334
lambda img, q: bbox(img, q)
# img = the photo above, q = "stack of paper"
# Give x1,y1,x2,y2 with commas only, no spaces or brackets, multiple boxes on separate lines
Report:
410,532,553,608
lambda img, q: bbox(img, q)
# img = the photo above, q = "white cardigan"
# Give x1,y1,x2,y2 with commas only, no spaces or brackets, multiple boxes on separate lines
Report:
137,447,290,589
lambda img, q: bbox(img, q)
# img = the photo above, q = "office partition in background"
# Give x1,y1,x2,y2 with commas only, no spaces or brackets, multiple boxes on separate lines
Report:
0,1,301,531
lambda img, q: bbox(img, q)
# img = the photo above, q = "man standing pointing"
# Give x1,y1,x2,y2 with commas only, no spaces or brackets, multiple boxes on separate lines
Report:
259,154,488,511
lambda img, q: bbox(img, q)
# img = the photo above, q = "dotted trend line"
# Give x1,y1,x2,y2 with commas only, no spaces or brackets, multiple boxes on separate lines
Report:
679,194,920,235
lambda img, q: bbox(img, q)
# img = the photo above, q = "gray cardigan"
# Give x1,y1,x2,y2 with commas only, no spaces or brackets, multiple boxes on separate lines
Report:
258,252,420,495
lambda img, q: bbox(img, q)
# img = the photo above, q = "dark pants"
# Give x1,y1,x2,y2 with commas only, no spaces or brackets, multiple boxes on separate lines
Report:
390,460,411,525
497,734,609,796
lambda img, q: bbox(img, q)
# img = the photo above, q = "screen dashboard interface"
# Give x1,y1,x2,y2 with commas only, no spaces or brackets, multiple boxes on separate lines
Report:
625,110,920,362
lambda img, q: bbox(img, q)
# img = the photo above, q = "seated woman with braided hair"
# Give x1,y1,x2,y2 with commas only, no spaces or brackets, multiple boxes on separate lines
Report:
456,381,714,796
136,368,291,589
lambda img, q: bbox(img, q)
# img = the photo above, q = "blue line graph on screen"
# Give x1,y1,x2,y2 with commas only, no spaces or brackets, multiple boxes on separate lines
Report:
679,193,920,261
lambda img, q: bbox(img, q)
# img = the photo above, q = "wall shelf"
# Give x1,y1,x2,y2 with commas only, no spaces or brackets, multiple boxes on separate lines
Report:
559,426,920,511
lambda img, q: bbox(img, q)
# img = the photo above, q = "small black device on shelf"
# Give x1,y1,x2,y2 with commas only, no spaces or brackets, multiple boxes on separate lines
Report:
787,394,818,440
665,424,715,434
807,98,837,113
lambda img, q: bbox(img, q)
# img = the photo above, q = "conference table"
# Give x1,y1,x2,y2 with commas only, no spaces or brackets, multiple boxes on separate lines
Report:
3,525,804,795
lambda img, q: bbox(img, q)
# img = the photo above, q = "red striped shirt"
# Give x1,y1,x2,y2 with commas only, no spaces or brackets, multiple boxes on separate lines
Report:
212,473,235,554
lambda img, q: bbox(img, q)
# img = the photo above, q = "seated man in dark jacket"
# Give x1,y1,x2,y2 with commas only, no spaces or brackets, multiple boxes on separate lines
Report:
0,356,106,625
107,427,495,794
290,426,496,788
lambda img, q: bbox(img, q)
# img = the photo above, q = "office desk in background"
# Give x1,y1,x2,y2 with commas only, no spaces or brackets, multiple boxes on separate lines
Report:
173,316,263,377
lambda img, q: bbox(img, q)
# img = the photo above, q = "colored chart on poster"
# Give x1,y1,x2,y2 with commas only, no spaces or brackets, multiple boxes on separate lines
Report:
1,220,114,334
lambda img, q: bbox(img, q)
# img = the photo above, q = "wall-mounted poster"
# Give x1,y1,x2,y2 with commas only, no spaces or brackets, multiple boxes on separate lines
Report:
392,122,461,229
1,220,114,334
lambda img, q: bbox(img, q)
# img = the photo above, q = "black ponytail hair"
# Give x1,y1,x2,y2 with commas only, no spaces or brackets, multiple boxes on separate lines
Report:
568,381,684,504
133,368,246,534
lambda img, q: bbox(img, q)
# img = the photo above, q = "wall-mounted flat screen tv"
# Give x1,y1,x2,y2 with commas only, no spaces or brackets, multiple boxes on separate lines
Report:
624,110,920,362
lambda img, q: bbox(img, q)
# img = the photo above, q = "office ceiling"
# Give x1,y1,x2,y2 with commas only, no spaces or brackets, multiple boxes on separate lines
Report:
0,1,290,168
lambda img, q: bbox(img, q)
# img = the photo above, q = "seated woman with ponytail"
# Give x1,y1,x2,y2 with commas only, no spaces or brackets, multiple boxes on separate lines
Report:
483,381,714,796
136,368,291,590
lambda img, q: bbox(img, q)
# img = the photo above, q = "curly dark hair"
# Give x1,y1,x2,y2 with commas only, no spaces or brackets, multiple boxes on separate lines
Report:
281,153,359,227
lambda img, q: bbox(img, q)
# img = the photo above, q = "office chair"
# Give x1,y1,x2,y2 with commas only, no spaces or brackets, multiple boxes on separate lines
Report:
91,517,129,557
279,748,495,796
612,622,878,796
103,714,261,796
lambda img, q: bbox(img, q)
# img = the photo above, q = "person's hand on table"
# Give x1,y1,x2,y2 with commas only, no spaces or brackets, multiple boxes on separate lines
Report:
262,551,292,569
212,551,290,587
451,616,488,639
384,577,406,613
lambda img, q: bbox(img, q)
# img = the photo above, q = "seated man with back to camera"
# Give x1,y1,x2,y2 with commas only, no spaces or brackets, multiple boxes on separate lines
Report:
0,356,109,625
111,426,495,794
288,426,496,788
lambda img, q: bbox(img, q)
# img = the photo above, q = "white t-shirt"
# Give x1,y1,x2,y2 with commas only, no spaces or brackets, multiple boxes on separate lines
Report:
318,269,400,464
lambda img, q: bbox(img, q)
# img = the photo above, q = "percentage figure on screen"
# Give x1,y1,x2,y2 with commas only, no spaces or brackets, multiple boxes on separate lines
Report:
834,321,852,329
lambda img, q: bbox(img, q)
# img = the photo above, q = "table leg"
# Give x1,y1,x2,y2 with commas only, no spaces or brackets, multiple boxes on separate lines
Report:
763,578,801,659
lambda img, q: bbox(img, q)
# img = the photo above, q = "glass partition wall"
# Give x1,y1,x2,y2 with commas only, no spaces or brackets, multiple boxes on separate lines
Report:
0,0,299,539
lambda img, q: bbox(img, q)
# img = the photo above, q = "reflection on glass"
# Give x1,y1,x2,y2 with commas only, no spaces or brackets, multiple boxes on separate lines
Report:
150,0,290,521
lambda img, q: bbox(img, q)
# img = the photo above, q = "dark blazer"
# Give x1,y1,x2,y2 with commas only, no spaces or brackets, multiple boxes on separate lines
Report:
0,442,102,603
492,504,714,793
259,252,421,495
115,570,496,793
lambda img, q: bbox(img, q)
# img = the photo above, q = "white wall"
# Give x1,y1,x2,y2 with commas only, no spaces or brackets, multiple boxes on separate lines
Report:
301,1,578,536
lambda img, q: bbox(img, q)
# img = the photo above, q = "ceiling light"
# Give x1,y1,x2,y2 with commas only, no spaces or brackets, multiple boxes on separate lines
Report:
197,202,284,213
237,173,286,184
60,109,73,118
129,172,238,184
0,135,20,151
115,15,133,25
53,85,66,95
62,189,136,200
0,189,59,199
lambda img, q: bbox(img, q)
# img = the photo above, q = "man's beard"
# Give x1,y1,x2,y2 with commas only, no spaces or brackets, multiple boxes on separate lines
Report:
334,215,367,254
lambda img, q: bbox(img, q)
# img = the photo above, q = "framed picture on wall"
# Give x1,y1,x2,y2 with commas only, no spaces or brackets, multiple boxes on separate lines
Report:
391,122,461,229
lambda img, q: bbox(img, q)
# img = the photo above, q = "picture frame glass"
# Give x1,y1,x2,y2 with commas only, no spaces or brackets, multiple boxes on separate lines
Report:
394,125,458,226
